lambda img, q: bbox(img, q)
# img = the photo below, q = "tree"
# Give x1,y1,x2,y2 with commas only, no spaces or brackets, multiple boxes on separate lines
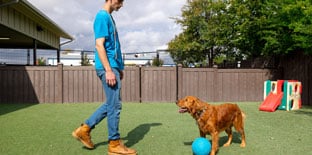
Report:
168,0,215,67
151,57,164,67
272,0,312,54
37,57,46,66
168,0,312,67
169,0,244,67
81,53,92,66
232,0,312,56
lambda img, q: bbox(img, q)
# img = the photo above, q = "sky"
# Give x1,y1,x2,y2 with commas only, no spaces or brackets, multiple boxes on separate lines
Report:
27,0,187,53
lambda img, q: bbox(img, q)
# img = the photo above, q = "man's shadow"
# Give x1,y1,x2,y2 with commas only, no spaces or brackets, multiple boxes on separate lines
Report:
94,123,162,148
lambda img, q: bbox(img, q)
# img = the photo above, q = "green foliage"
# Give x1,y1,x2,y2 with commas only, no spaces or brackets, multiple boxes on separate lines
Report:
151,57,164,67
168,0,213,67
81,53,92,66
168,0,312,66
37,57,46,66
277,0,312,54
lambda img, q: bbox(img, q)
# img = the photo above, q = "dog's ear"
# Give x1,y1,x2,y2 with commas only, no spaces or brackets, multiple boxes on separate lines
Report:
192,97,200,108
185,96,194,105
189,97,198,114
194,97,207,110
190,98,197,113
193,97,201,107
183,96,194,111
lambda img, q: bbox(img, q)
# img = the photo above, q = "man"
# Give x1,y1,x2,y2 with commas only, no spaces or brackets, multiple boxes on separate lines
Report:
72,0,137,155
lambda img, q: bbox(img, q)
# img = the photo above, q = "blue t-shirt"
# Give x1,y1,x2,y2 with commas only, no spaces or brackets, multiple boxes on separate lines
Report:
93,10,124,70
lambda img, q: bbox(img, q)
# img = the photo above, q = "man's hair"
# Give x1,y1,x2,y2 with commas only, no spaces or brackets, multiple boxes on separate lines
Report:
106,0,124,1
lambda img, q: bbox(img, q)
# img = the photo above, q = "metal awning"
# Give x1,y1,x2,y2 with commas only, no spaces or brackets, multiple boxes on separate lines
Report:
0,0,74,50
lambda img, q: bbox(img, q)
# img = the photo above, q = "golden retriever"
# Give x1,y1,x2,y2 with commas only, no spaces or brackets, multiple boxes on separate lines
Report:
176,96,246,155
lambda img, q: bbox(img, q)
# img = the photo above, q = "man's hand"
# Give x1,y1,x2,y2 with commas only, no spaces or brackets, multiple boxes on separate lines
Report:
106,70,116,86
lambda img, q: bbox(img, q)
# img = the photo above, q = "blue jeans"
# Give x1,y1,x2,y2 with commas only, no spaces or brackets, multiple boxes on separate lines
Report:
85,68,122,140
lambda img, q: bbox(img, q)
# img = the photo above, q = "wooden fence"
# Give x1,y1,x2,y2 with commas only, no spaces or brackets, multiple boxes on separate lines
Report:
178,68,273,102
0,64,278,104
278,52,312,106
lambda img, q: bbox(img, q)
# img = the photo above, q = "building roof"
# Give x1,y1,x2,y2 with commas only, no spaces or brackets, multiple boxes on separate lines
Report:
0,0,73,49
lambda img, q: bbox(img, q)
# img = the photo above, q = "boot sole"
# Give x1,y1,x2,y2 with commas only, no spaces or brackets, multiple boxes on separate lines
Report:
72,131,94,149
108,152,137,155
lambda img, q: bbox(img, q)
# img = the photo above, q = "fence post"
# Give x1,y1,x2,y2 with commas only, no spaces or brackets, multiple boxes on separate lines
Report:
213,66,218,102
139,66,142,103
176,64,183,101
56,63,63,103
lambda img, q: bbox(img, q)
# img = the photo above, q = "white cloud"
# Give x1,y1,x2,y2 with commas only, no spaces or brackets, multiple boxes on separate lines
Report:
28,0,186,52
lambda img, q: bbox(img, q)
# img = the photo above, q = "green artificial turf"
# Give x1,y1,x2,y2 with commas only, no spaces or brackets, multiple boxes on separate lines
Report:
0,102,311,155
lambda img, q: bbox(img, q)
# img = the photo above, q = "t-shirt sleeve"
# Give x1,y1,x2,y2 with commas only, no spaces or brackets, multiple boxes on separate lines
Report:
94,13,109,39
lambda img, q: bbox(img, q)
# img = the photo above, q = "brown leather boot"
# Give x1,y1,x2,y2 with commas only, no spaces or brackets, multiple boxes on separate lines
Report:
108,139,137,155
72,124,94,149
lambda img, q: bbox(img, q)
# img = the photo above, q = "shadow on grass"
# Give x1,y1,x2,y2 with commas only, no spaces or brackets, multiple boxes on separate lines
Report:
293,106,312,116
0,103,37,116
219,132,243,146
183,132,243,147
94,123,162,148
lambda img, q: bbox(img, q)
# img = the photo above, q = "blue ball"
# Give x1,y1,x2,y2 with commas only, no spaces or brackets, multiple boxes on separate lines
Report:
192,137,211,155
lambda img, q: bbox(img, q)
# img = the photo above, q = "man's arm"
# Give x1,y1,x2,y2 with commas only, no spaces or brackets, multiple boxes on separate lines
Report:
95,38,116,86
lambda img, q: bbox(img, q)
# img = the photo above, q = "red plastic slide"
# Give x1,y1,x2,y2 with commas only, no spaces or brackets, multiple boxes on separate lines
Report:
259,92,283,112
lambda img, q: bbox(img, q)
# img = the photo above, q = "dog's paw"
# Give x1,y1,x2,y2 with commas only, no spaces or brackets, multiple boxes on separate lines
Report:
240,142,246,148
223,143,230,147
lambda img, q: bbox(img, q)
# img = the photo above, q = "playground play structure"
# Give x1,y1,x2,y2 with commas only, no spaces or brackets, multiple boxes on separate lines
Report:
259,80,302,112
